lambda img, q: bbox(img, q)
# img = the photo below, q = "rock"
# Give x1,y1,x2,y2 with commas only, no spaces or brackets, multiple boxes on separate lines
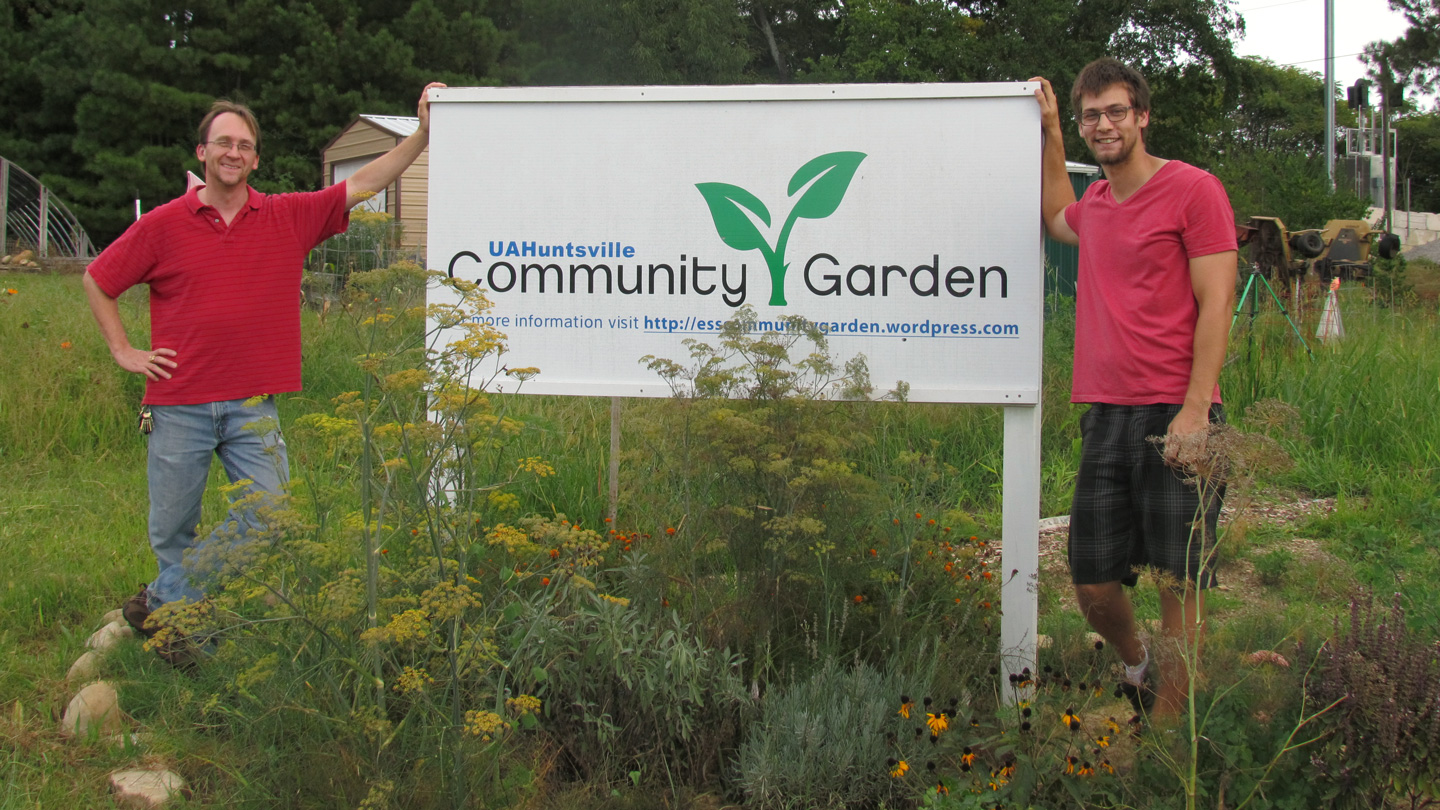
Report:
61,681,126,738
109,768,188,808
101,608,124,625
1036,633,1053,649
12,249,34,264
66,651,102,683
1038,515,1071,532
86,621,137,652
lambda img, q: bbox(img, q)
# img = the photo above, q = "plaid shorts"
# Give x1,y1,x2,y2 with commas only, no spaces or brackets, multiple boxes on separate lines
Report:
1068,403,1225,589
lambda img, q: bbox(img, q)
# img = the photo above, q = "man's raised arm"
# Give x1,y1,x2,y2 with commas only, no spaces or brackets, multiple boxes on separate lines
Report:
1032,77,1078,246
344,82,448,211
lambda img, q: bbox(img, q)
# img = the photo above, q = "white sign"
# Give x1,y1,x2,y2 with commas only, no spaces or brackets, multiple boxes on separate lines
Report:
427,84,1042,404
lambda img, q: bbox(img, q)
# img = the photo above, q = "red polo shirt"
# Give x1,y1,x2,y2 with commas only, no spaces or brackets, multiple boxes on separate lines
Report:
89,183,349,405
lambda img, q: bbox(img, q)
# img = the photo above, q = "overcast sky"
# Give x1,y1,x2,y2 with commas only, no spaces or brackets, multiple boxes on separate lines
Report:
1232,0,1435,109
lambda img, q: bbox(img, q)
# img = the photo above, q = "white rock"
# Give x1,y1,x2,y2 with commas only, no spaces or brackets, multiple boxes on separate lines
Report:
66,651,102,683
86,621,137,652
109,769,187,808
1037,515,1071,531
1036,633,1053,649
61,681,125,738
101,608,125,625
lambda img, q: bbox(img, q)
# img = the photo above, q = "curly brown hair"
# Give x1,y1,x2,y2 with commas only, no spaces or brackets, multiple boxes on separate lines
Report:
1070,57,1151,122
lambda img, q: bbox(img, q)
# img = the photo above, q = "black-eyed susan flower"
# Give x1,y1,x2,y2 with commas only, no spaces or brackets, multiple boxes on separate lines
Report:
960,747,976,768
1101,760,1115,775
889,759,909,778
1106,717,1121,734
935,782,949,795
926,712,949,735
1062,707,1082,731
1078,762,1095,777
898,697,915,719
1064,756,1078,775
1095,735,1111,748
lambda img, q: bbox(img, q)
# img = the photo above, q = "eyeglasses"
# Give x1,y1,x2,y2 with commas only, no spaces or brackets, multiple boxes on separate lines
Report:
1077,106,1134,127
204,139,257,154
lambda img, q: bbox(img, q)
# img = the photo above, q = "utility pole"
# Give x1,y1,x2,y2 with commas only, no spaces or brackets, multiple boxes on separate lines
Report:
1325,0,1335,190
1381,71,1396,235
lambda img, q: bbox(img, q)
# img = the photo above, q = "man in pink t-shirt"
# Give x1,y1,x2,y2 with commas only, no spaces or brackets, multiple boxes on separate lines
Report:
1033,59,1238,721
83,84,445,660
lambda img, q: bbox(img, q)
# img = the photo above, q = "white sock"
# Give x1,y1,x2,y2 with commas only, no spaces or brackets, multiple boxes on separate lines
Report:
1123,646,1150,686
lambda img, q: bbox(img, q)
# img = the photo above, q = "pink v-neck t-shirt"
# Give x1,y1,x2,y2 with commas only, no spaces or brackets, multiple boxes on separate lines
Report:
1063,161,1236,405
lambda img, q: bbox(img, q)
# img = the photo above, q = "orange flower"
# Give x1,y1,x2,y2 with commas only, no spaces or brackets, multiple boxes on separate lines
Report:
541,577,551,586
982,571,993,580
411,529,418,535
60,341,73,349
665,527,676,535
604,517,613,523
549,549,559,559
853,594,864,603
928,519,936,525
914,512,922,519
869,548,877,556
892,518,900,525
981,601,991,609
5,289,16,295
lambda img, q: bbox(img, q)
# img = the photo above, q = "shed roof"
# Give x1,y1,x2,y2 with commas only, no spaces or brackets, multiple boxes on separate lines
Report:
359,115,420,138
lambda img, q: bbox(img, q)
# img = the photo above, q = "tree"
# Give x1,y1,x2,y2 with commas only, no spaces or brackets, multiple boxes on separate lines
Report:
1210,59,1368,228
0,0,508,246
511,0,750,85
1363,0,1440,100
785,0,1245,170
1395,111,1440,212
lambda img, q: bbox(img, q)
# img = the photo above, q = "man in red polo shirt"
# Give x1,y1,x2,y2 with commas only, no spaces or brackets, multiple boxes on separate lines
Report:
83,83,444,654
1034,59,1237,721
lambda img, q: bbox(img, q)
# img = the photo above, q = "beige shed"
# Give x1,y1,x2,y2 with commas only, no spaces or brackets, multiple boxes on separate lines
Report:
320,114,429,253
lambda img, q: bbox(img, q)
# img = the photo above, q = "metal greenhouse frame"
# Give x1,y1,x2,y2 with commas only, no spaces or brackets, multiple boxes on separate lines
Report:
2,157,95,259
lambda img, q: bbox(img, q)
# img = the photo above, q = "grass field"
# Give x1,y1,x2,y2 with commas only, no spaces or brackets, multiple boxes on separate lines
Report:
2,269,1437,809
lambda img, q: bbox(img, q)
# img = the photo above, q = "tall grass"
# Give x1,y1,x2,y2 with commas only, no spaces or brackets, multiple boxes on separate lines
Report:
3,270,1438,808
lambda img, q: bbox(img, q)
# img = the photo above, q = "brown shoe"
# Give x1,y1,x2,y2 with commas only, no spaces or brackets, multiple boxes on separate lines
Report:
122,586,156,638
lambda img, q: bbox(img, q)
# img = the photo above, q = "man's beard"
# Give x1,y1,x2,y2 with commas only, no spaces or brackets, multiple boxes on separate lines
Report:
1091,136,1136,166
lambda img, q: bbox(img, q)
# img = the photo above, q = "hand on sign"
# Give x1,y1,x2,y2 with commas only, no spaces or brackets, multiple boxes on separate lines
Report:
1030,77,1063,138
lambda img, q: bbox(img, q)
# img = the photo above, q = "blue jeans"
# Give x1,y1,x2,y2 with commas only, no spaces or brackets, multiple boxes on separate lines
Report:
145,396,289,610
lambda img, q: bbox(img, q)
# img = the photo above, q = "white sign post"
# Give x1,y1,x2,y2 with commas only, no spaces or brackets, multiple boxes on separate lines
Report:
427,83,1043,688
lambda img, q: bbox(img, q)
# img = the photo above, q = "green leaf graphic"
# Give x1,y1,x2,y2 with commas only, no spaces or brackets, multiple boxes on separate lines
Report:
695,182,772,252
786,151,867,220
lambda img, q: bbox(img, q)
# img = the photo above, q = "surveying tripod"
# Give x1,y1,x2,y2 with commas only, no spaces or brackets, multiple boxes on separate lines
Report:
1229,263,1312,363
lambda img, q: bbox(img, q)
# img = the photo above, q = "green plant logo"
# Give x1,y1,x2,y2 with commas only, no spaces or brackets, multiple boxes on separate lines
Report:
696,151,867,306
